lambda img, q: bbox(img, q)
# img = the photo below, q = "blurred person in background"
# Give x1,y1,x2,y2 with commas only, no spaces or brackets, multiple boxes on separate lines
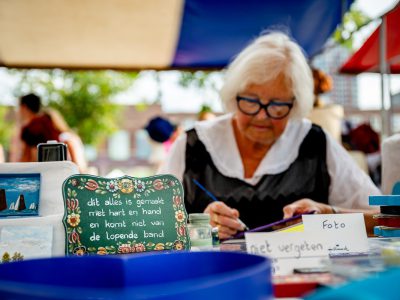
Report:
45,108,88,173
343,121,381,186
197,105,216,121
18,93,60,162
307,68,344,143
16,93,87,172
19,93,42,128
20,112,60,162
145,116,183,170
0,144,4,163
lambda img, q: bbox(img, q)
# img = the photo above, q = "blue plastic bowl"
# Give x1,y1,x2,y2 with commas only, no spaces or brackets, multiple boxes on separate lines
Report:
0,251,272,299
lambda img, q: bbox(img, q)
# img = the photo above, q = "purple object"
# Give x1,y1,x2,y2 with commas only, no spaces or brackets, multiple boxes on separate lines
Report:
231,211,316,239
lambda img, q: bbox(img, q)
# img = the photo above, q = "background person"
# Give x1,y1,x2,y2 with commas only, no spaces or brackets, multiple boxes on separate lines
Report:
18,93,60,162
0,144,4,163
197,105,216,121
20,113,61,162
45,108,88,173
18,93,41,128
145,116,183,170
343,121,382,186
16,94,87,172
159,32,380,239
307,68,344,143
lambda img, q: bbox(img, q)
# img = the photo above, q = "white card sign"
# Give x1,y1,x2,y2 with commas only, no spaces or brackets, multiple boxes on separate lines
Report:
0,225,53,260
302,213,368,255
245,231,329,275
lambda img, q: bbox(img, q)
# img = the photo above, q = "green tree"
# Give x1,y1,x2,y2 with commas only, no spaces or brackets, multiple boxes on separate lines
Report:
2,252,11,263
178,70,221,91
12,69,138,146
0,106,14,150
11,252,24,262
333,7,372,50
199,104,213,114
177,70,223,112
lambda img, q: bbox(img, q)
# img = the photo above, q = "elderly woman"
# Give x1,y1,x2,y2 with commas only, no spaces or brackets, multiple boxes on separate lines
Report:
159,32,380,239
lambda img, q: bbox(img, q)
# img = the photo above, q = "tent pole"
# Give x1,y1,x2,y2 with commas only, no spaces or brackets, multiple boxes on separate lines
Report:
388,66,393,137
379,15,390,138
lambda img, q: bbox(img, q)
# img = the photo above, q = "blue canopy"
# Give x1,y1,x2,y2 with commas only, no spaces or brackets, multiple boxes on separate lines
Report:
173,0,352,68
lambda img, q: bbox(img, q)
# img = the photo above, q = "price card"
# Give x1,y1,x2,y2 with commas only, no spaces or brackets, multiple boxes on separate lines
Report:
245,231,329,275
302,213,369,255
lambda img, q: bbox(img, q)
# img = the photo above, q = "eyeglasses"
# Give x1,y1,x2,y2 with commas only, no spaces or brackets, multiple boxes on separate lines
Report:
236,96,294,119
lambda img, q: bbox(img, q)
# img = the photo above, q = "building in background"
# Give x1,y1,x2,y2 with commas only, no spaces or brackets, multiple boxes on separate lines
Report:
312,43,400,135
391,92,400,132
312,44,359,108
83,104,201,176
393,92,400,107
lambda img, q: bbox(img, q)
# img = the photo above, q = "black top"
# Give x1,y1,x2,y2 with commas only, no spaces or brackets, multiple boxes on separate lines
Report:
183,124,331,229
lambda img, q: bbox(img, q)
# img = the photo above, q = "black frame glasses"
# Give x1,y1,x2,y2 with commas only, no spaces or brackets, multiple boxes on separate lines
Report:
236,96,294,120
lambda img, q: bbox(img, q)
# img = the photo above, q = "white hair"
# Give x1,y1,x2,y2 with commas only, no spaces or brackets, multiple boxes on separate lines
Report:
220,32,313,119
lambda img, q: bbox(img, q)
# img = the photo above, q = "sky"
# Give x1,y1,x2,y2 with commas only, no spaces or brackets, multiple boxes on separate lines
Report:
0,0,398,112
113,70,224,113
0,174,40,209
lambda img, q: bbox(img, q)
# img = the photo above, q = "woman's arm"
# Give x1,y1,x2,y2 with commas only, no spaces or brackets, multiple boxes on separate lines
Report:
283,198,378,235
282,131,381,235
65,135,87,173
19,142,33,162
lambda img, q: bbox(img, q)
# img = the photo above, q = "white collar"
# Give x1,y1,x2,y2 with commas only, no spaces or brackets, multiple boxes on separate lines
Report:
194,114,312,185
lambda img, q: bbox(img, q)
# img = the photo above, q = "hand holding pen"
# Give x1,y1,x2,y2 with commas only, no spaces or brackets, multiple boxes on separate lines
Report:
204,202,246,240
193,179,249,240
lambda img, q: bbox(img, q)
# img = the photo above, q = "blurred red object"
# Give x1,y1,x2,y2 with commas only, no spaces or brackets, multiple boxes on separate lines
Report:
273,273,341,298
349,123,380,154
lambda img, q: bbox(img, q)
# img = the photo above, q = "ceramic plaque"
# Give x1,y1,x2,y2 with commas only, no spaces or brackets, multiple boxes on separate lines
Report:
62,174,190,255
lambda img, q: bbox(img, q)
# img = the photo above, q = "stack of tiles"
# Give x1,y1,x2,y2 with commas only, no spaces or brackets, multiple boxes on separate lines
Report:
370,182,400,237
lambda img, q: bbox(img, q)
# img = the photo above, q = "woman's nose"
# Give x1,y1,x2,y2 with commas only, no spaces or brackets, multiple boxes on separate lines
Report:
255,107,269,119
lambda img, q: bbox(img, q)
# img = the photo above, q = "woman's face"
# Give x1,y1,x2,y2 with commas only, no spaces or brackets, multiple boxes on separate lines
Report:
234,75,294,147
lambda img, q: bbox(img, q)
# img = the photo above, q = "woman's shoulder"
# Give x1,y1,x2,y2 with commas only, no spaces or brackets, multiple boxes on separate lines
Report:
193,113,233,138
189,113,243,179
59,131,84,147
58,131,72,142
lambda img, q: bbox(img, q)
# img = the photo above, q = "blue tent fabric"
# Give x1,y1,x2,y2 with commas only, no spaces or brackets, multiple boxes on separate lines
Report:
173,0,352,68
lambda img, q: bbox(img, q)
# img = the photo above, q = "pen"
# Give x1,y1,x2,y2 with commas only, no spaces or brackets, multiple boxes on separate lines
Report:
192,179,250,231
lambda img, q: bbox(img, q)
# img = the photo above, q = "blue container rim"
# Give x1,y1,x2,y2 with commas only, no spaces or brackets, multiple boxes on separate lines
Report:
0,251,271,299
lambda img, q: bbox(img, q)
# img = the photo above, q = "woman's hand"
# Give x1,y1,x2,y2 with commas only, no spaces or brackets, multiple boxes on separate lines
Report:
204,202,244,240
283,198,335,219
284,199,381,236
